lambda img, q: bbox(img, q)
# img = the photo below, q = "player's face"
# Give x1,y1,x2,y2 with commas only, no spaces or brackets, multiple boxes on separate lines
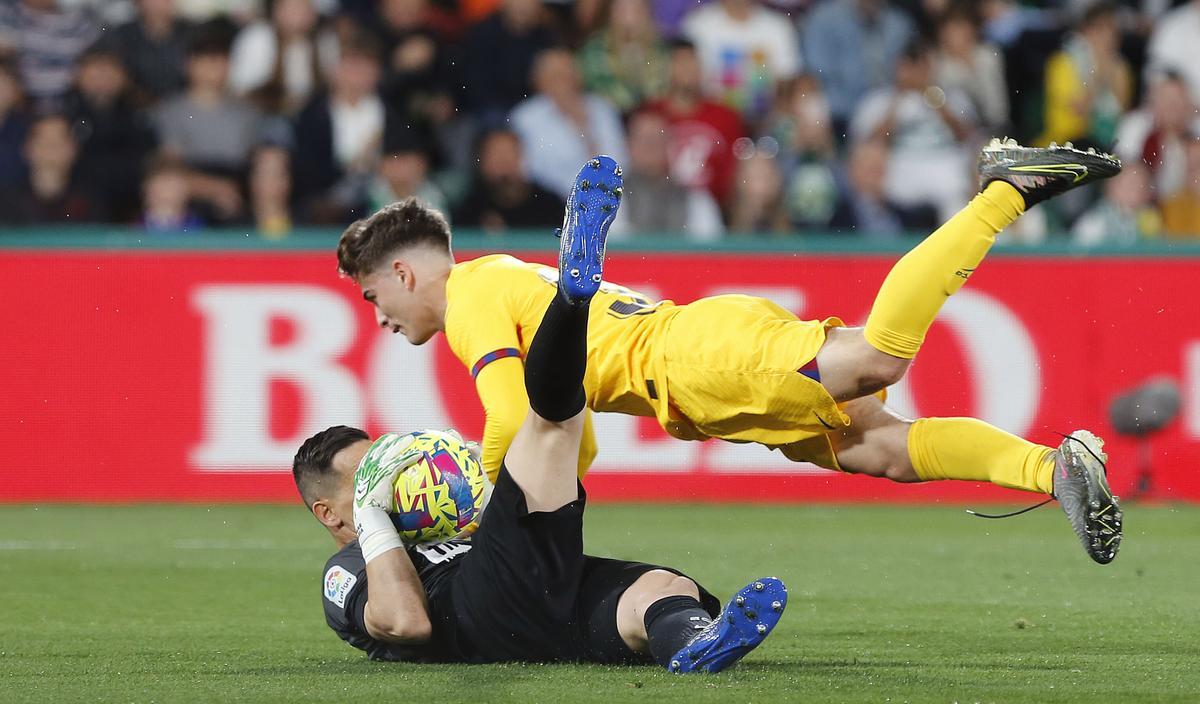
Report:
358,265,439,345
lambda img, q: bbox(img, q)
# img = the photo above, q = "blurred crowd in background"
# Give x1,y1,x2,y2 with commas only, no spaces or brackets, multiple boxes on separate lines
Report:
0,0,1198,245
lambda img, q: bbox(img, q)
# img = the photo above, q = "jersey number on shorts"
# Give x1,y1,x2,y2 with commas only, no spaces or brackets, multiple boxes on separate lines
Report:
536,266,659,319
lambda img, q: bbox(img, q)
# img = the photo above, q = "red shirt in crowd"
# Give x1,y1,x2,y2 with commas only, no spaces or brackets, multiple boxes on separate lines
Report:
641,97,745,206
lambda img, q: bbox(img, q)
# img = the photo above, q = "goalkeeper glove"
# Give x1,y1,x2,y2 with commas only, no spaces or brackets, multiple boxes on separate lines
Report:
353,432,423,563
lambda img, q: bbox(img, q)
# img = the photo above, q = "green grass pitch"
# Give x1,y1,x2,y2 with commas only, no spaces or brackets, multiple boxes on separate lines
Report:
2,503,1198,703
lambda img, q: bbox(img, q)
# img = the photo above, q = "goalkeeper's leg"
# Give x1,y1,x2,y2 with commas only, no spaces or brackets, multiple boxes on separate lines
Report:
503,155,621,512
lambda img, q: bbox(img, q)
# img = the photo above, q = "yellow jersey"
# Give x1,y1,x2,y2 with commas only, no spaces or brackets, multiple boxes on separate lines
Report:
443,254,683,478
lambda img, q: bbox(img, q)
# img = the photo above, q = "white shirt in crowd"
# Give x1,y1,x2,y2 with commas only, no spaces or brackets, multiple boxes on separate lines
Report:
682,4,801,106
1146,1,1200,103
510,94,629,199
331,95,385,170
229,21,339,105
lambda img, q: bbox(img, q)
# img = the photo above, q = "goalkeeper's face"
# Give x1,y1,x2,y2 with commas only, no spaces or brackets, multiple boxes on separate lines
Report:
358,258,442,345
320,439,372,544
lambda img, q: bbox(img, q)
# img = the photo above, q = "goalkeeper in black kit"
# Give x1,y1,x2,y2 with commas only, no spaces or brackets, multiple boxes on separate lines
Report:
292,157,788,672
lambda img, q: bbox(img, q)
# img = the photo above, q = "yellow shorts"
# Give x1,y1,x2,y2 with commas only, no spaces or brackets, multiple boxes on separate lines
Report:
658,295,852,470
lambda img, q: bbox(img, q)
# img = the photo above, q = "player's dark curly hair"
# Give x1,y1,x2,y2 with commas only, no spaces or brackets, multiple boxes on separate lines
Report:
336,197,452,278
292,425,369,509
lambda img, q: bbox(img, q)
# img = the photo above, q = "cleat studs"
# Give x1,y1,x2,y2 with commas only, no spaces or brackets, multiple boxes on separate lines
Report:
756,624,767,635
754,582,764,592
771,601,782,611
746,611,757,620
601,204,612,213
614,165,623,176
591,273,602,283
613,187,623,199
735,596,745,607
569,268,580,278
1049,141,1058,149
589,159,600,169
670,659,680,670
1064,141,1074,149
580,179,591,190
553,227,562,238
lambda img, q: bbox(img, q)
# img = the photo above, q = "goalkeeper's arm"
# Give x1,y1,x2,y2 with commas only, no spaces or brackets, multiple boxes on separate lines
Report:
361,542,432,644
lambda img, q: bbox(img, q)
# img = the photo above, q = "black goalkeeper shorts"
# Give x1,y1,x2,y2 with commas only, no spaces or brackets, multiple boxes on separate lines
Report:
434,465,720,665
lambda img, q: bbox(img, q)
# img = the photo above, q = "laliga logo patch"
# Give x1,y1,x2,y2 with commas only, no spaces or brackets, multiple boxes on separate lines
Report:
324,565,358,609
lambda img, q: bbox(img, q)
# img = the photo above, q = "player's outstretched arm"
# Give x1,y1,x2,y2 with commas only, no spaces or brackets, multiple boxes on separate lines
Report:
473,357,535,480
361,547,432,644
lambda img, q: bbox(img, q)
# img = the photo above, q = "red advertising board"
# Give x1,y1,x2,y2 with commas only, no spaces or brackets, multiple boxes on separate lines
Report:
1,249,1197,503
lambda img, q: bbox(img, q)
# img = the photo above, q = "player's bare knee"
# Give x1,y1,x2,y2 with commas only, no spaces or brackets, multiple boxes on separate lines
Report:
864,352,910,390
628,570,699,614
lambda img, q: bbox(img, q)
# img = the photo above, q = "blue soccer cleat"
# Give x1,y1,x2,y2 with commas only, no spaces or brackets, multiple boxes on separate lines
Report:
556,155,623,304
667,577,788,674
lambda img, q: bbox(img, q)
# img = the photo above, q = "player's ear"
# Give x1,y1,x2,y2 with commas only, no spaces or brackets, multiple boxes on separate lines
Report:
311,499,342,531
391,258,416,291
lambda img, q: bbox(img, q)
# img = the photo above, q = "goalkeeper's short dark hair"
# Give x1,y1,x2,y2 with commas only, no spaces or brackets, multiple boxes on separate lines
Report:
293,425,369,508
336,197,452,278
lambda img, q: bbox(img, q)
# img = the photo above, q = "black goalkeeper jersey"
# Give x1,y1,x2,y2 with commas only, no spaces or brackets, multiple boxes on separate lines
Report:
320,539,470,661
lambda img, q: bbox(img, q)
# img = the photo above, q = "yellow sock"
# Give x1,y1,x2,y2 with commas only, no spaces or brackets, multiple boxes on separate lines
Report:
864,182,1026,359
908,417,1055,494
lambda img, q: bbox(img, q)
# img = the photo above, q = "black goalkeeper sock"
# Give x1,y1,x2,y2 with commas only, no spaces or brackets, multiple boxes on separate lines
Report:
643,595,713,667
524,295,589,422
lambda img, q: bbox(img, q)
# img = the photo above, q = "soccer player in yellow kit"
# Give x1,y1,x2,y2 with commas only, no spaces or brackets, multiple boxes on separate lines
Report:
337,144,1125,564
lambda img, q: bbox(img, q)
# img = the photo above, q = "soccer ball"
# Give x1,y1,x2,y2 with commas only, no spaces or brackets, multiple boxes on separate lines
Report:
372,429,492,544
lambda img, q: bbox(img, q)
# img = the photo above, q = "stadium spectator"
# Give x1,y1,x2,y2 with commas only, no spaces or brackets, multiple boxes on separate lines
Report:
803,0,915,134
0,0,100,111
0,114,102,223
374,0,459,162
610,110,723,241
155,25,261,224
850,39,975,222
1145,0,1200,103
1038,2,1132,149
64,46,159,223
830,138,936,237
1073,161,1161,246
577,0,669,115
767,75,840,230
1114,73,1200,199
140,155,202,232
934,4,1009,133
639,39,744,210
292,38,386,222
460,0,556,124
112,0,193,102
248,143,293,238
0,61,29,191
510,48,628,199
682,0,801,122
155,26,262,175
228,0,338,115
1161,137,1200,238
452,128,564,232
367,129,448,217
727,148,788,234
